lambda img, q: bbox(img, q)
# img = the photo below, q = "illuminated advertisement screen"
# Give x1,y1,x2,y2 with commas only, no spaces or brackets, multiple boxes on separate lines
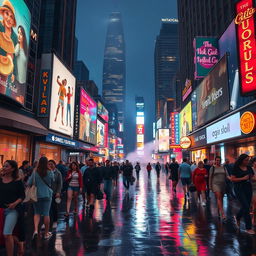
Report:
194,37,219,79
179,102,192,138
136,124,144,135
170,112,180,145
79,88,97,144
137,134,144,143
104,123,108,148
97,101,109,122
0,0,31,105
158,129,170,153
96,119,105,147
192,55,229,127
136,116,144,124
235,0,256,95
49,55,76,136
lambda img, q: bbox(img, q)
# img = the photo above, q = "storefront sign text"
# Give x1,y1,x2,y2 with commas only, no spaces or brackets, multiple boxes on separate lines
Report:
190,129,207,148
206,113,241,144
46,133,77,147
240,111,256,134
38,70,51,117
180,136,191,149
170,112,180,146
235,0,256,95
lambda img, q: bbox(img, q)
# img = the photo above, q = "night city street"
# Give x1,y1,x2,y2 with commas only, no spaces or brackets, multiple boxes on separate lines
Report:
1,0,256,255
18,171,256,256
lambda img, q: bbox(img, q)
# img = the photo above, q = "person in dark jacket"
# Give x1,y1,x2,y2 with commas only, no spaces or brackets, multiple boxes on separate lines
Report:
112,161,120,186
155,162,161,179
169,158,179,193
102,160,115,200
123,160,133,193
135,162,141,180
83,159,103,215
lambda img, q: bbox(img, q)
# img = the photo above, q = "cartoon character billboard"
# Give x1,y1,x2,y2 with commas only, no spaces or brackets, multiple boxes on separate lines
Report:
0,0,31,105
49,55,76,136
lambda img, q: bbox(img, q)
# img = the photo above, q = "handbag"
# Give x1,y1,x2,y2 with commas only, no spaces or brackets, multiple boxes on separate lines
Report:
24,172,37,203
96,189,104,200
189,184,197,192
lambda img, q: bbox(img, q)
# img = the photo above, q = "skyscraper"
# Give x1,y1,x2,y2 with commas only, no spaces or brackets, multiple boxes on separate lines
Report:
177,0,235,109
38,0,77,70
154,20,179,123
102,12,126,137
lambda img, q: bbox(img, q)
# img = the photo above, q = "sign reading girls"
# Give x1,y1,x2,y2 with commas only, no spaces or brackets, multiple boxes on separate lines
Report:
235,0,256,95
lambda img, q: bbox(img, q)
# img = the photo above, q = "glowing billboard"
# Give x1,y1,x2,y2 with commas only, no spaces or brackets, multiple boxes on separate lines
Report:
49,55,76,136
79,88,97,144
235,0,256,95
194,37,219,79
0,0,31,105
158,129,170,153
96,119,105,147
179,102,192,138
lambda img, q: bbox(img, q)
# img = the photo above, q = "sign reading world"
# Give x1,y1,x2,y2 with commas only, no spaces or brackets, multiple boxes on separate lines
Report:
194,37,219,79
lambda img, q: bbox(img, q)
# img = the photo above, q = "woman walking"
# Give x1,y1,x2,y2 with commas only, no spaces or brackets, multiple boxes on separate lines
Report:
65,162,83,217
192,161,208,206
231,154,255,235
48,160,62,229
147,163,152,178
0,160,25,256
28,157,54,240
209,156,229,221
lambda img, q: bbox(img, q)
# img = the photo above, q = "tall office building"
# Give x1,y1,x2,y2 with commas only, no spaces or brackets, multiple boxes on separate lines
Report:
102,12,126,136
177,0,235,108
154,20,179,122
38,0,77,70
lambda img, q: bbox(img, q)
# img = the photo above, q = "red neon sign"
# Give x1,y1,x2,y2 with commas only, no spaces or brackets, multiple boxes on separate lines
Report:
235,0,256,95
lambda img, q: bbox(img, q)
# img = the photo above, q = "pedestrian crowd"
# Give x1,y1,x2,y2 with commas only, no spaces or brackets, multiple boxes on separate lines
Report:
0,153,256,255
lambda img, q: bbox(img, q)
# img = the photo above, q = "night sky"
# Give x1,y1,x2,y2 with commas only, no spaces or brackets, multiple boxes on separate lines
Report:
76,0,178,153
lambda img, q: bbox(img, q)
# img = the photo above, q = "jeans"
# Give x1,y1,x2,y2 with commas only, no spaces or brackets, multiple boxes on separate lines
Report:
123,176,130,190
234,182,252,230
3,209,18,235
66,104,71,125
104,179,112,199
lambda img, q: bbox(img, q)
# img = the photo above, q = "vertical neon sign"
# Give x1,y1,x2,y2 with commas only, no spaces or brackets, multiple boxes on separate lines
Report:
235,0,256,95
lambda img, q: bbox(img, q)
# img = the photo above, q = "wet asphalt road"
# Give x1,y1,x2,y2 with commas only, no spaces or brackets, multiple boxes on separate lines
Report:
17,170,256,255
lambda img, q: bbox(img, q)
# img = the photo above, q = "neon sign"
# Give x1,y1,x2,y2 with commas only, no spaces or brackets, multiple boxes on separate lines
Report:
235,0,256,95
38,70,50,117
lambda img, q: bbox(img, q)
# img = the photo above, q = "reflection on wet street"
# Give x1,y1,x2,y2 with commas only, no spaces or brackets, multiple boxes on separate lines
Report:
26,170,256,256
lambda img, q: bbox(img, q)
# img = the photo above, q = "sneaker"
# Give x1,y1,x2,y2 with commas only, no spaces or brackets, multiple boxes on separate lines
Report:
245,229,255,235
202,202,206,207
44,232,52,240
52,222,58,229
32,232,38,241
41,224,45,230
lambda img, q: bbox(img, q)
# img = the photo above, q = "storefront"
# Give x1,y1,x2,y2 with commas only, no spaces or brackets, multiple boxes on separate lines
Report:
0,107,48,167
35,133,78,163
189,102,256,163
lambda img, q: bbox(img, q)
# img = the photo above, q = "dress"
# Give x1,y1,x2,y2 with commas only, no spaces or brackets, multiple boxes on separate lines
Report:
209,166,226,193
193,168,207,191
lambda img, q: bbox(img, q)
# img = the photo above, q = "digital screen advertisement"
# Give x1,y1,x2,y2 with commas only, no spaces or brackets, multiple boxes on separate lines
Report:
0,0,31,105
194,55,229,127
158,129,170,153
170,112,180,146
206,112,241,144
194,37,219,79
49,55,76,137
96,119,105,147
97,101,109,122
179,102,192,138
79,88,97,144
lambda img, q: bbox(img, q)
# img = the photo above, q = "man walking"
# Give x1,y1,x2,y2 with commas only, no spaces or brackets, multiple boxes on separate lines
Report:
179,158,192,200
135,162,141,180
155,162,161,179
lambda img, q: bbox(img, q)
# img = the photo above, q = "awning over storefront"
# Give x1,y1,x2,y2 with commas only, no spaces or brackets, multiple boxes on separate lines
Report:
0,108,48,135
